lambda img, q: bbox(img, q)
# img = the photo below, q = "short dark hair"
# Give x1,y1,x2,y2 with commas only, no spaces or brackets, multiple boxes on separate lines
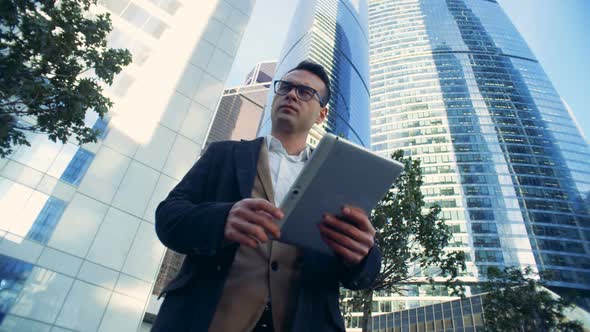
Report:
287,60,331,107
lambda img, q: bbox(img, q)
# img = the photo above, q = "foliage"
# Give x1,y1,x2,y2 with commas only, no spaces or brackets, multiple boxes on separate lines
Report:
343,150,466,331
481,266,584,332
0,0,132,157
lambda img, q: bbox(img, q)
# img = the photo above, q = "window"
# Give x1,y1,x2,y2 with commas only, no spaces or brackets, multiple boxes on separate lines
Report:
60,149,94,186
92,117,109,139
121,3,169,38
110,72,135,96
0,255,35,324
473,236,501,248
148,0,182,15
471,223,498,234
474,250,503,263
98,0,130,14
143,17,168,38
122,3,150,27
380,300,392,312
26,197,67,244
469,210,495,221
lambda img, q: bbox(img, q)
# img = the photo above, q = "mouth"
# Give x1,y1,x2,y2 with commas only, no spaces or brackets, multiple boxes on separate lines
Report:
279,105,298,114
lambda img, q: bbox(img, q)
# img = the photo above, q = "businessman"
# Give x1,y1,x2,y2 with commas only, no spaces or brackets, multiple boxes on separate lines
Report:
153,60,381,332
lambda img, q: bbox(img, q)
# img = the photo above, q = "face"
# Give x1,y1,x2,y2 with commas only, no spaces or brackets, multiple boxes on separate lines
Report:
270,69,328,135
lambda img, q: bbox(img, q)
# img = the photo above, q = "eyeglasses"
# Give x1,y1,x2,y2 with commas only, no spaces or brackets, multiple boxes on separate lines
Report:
274,80,325,106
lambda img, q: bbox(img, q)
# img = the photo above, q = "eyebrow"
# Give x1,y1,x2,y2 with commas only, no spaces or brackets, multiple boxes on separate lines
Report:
283,80,320,91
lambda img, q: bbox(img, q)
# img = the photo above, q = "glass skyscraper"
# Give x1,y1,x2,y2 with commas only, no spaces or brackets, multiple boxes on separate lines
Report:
257,0,372,148
367,0,590,319
0,1,255,331
150,61,276,317
206,61,277,145
368,289,590,332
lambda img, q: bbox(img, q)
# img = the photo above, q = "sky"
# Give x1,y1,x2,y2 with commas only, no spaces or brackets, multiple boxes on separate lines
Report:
225,0,297,86
226,0,590,138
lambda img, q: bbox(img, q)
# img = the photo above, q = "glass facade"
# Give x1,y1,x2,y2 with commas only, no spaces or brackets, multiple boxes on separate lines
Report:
257,0,372,148
368,295,485,332
244,61,277,85
153,61,277,296
207,61,277,145
367,289,590,331
205,80,269,145
0,0,255,331
367,0,590,318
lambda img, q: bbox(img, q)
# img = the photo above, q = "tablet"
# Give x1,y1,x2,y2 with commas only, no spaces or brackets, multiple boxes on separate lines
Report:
277,133,404,256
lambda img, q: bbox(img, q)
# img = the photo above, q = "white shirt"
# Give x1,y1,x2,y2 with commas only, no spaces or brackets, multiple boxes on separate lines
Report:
265,135,311,206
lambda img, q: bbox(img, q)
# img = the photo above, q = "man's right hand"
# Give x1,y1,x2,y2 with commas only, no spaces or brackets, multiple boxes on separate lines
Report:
224,198,284,248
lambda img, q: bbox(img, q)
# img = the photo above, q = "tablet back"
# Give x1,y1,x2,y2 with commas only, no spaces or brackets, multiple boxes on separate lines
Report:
278,134,404,256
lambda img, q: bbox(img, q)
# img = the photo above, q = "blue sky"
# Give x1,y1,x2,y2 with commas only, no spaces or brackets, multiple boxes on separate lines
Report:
226,0,590,138
497,0,590,139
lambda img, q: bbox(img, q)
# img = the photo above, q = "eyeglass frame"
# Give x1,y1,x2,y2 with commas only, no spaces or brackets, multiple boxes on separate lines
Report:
273,80,326,107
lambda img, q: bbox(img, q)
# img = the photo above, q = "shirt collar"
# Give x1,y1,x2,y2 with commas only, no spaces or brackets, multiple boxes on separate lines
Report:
265,135,310,162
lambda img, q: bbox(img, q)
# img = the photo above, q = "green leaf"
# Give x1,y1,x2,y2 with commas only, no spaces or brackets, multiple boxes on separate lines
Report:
0,0,131,157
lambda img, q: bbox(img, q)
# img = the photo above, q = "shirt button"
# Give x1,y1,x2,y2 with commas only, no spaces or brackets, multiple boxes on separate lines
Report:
271,261,279,271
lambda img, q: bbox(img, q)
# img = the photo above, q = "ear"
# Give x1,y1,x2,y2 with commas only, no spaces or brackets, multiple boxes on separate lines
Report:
315,106,328,124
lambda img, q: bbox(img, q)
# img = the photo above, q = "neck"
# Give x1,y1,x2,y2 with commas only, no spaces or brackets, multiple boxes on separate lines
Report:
270,130,308,155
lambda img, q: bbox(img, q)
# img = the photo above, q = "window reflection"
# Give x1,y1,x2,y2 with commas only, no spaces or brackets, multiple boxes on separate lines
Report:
108,28,151,66
92,117,109,140
25,197,66,244
147,0,182,15
60,149,94,186
369,295,487,331
0,255,34,325
120,3,169,39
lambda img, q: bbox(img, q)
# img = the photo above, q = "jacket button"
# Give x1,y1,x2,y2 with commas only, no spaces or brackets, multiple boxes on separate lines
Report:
216,264,221,271
271,261,279,271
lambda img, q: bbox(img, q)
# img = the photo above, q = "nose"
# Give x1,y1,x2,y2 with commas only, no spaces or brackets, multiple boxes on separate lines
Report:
284,86,298,101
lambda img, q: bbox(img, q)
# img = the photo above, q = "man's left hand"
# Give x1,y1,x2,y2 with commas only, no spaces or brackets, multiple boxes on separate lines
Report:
318,205,376,266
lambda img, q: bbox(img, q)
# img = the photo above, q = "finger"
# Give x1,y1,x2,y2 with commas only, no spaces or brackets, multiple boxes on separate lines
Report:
254,210,282,238
245,198,284,219
257,210,274,219
318,222,369,256
323,214,373,247
235,206,274,227
321,233,363,265
238,208,281,238
233,220,269,243
344,205,368,217
342,206,373,232
225,228,259,248
233,206,281,238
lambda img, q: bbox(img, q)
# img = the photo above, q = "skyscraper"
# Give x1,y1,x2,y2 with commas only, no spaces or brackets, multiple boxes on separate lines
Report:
244,61,277,86
0,1,255,331
367,0,590,318
206,61,276,145
257,0,372,148
150,61,276,319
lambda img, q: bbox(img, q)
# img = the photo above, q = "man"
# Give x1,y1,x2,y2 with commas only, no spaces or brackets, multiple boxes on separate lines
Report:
153,60,381,332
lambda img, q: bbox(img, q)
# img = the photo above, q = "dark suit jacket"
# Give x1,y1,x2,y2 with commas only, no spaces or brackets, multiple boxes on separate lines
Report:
152,137,381,332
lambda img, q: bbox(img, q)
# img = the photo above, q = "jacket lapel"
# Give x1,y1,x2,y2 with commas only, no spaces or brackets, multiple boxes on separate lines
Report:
256,141,276,204
235,137,265,199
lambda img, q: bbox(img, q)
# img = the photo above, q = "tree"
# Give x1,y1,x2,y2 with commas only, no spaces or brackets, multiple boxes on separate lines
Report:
482,267,584,332
0,0,132,157
342,151,466,332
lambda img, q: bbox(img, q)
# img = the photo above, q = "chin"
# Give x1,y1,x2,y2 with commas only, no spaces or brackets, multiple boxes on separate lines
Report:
276,113,295,122
273,119,297,133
